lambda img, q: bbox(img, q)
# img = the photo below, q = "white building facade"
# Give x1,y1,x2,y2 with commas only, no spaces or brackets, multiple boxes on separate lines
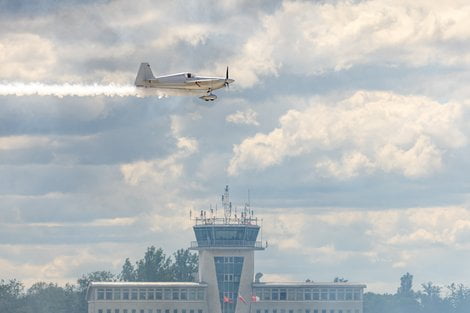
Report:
87,187,366,313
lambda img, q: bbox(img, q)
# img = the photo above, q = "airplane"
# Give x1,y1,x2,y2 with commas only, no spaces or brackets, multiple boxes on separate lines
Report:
134,63,234,101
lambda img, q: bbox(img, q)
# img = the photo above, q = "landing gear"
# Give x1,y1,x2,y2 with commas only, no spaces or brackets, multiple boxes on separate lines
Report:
199,89,217,101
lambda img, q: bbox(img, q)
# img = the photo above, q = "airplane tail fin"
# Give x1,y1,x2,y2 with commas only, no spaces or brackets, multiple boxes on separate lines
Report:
135,63,155,86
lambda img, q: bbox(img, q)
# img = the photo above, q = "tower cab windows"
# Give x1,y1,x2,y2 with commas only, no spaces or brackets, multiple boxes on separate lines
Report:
186,73,193,78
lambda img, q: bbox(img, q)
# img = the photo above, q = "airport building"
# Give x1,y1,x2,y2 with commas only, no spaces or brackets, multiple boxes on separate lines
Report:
87,187,366,313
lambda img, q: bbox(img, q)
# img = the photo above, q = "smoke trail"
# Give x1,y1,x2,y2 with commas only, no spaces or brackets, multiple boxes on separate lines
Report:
0,82,140,97
0,82,209,98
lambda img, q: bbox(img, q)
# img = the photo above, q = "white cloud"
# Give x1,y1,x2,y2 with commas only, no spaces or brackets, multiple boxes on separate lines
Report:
0,33,57,81
228,91,466,178
0,135,55,150
229,0,470,87
226,108,260,126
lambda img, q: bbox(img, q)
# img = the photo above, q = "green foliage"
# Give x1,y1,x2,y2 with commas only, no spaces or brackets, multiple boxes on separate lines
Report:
119,246,198,282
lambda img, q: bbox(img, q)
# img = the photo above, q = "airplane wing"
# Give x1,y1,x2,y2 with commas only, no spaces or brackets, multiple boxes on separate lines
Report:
184,79,215,87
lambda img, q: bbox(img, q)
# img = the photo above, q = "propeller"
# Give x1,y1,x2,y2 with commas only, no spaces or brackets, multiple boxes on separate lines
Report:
224,66,232,88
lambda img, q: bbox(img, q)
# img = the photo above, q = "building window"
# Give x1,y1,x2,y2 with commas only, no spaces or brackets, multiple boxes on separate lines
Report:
190,310,194,313
107,309,111,313
306,310,310,313
164,289,171,300
181,289,187,300
330,310,335,313
140,289,147,300
353,289,361,301
287,288,295,301
263,288,271,300
173,289,180,300
329,289,336,301
155,289,162,300
124,310,128,313
140,310,144,313
182,310,186,313
289,310,293,313
114,289,121,300
280,288,287,300
337,289,344,301
189,289,196,300
304,288,312,301
313,310,318,313
264,309,269,313
148,289,155,300
280,309,285,313
321,310,326,313
272,288,279,300
174,309,178,313
312,289,319,300
296,289,303,301
320,289,328,300
165,310,170,313
132,310,136,313
97,289,105,300
105,289,112,300
198,310,203,313
98,310,103,313
115,310,120,313
123,289,129,300
131,289,138,300
345,289,353,301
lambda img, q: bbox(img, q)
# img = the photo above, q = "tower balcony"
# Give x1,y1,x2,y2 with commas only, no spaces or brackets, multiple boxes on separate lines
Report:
189,240,265,250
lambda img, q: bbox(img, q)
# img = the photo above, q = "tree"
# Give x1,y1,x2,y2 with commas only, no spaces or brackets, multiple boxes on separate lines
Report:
171,249,198,282
0,279,25,313
77,271,116,292
397,273,414,296
136,246,172,282
120,258,137,282
25,282,69,313
394,273,420,313
419,282,445,313
447,283,470,313
333,277,348,283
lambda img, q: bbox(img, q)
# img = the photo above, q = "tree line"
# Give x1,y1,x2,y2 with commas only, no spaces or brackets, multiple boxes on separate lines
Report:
1,246,470,313
0,247,198,313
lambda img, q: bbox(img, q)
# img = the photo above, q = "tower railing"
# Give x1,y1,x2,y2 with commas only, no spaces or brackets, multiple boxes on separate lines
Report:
190,240,264,249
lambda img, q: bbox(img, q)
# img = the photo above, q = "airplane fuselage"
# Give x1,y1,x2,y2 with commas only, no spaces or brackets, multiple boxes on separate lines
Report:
134,63,234,100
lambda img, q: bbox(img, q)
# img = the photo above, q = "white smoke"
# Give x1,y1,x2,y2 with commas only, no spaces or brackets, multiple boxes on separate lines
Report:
0,82,141,97
0,82,209,98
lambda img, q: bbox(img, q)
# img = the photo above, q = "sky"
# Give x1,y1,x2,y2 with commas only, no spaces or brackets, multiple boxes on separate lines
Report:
1,0,470,294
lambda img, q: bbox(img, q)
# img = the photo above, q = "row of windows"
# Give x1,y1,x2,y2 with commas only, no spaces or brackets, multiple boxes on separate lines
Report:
253,288,362,301
97,309,203,313
96,288,205,301
255,309,360,313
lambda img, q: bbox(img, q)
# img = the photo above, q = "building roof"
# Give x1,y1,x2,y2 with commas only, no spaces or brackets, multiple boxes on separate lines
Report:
89,282,208,287
252,282,367,288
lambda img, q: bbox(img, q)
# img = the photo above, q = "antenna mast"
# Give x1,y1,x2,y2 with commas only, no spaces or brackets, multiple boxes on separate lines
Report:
222,185,232,221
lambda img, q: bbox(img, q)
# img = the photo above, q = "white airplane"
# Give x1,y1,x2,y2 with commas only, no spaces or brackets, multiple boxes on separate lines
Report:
134,63,234,101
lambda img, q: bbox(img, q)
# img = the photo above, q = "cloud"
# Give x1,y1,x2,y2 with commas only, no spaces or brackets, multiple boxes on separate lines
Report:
229,0,470,87
228,91,466,178
0,33,56,80
226,108,260,126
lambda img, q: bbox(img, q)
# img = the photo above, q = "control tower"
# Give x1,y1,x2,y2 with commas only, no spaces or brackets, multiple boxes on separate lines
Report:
190,186,264,313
